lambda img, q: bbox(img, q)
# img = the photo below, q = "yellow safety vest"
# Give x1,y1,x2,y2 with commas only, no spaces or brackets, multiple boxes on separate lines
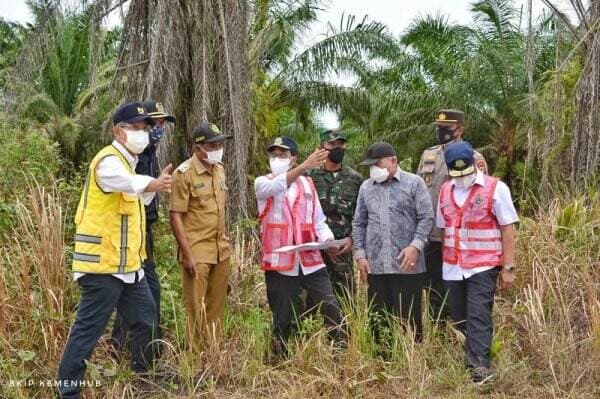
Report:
72,145,146,274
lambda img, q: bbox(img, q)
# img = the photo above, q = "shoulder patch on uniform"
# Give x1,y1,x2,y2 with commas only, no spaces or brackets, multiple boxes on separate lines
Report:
176,161,191,173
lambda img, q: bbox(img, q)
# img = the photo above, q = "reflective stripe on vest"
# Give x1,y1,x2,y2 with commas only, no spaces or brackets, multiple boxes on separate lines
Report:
259,175,325,271
72,145,146,274
440,175,503,268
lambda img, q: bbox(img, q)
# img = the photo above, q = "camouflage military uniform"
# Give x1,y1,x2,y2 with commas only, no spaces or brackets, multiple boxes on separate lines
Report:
417,142,488,321
308,165,363,300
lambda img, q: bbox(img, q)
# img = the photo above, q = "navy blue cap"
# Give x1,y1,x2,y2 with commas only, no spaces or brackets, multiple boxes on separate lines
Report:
113,102,154,126
267,136,298,155
444,141,476,177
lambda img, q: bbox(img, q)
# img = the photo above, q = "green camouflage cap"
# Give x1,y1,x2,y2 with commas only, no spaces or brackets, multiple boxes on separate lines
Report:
320,129,347,143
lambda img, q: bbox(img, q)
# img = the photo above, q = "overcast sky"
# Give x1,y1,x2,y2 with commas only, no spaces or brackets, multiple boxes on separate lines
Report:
0,0,575,127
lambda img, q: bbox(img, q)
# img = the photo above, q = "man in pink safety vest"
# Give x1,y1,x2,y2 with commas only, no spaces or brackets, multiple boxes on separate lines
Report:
437,141,518,384
254,136,346,358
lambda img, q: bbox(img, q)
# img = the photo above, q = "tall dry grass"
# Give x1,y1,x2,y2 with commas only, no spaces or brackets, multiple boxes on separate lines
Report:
0,178,599,398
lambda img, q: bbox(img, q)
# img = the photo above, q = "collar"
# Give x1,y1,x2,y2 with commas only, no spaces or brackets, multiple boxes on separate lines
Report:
392,167,402,181
450,170,484,187
111,140,137,169
191,153,210,175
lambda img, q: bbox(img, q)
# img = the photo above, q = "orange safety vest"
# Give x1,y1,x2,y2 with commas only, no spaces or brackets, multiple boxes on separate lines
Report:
439,175,503,268
258,175,325,271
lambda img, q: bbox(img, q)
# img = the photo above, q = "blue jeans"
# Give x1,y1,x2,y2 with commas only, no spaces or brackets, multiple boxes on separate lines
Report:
56,274,158,399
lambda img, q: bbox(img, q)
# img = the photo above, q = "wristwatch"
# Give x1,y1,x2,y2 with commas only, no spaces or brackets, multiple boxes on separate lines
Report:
503,264,515,272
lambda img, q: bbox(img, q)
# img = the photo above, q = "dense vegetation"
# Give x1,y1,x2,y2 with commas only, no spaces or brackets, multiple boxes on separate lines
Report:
0,0,598,397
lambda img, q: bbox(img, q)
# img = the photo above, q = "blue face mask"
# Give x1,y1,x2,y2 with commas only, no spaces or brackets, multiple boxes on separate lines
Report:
149,126,165,145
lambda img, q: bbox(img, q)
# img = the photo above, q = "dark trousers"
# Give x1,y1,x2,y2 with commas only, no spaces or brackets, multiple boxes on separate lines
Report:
445,267,499,369
424,241,450,321
303,252,355,316
265,268,345,354
112,223,161,350
368,273,425,343
57,274,158,399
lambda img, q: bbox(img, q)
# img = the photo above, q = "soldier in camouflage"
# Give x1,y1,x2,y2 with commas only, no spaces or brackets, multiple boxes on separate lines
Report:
417,109,488,324
307,129,363,302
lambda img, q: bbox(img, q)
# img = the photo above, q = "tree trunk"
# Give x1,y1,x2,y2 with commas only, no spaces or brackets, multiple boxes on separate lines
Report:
114,0,251,222
570,1,600,186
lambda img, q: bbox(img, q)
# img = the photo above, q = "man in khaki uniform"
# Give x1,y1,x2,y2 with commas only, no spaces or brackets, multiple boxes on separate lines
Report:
169,122,231,351
416,109,488,324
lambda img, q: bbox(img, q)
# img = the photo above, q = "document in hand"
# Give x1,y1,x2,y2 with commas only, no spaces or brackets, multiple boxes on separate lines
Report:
272,238,350,253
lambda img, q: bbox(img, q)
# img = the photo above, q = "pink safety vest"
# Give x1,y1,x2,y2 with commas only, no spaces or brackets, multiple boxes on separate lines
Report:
258,175,325,271
439,175,503,268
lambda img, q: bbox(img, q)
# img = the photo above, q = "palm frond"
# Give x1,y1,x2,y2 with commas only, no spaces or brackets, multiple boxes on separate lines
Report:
282,14,399,83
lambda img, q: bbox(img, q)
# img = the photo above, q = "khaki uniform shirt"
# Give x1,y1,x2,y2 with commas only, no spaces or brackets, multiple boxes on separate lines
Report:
170,155,230,264
416,143,488,242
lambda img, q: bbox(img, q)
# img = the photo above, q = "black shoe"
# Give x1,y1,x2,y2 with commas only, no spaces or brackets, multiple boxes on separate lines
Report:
471,367,495,385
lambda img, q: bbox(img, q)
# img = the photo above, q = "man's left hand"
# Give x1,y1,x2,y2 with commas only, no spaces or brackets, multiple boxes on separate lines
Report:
398,245,420,271
498,268,515,290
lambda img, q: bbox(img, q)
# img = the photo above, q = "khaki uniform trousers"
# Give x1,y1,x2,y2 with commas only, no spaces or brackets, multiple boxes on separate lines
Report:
182,259,230,352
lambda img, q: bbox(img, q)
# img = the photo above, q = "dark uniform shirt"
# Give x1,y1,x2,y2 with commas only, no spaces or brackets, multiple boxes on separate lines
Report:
136,144,160,224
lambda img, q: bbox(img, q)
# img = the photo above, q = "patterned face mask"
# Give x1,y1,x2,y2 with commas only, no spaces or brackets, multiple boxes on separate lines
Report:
149,126,165,145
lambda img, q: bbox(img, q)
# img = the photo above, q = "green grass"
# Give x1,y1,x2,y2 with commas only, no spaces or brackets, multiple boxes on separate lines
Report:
0,181,599,398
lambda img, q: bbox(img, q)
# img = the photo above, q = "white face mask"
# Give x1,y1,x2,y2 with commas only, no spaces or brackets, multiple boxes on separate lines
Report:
370,165,389,183
123,129,149,154
454,173,476,189
204,148,224,164
269,157,291,175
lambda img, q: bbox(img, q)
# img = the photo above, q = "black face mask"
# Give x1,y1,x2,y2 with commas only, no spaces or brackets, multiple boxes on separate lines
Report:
437,127,457,144
327,147,345,164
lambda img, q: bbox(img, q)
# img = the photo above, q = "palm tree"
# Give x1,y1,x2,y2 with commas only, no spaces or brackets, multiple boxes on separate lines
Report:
6,1,121,169
249,0,399,156
339,0,556,187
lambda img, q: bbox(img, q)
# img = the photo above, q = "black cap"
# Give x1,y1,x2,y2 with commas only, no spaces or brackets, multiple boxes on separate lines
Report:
192,122,231,144
142,100,176,123
267,136,298,155
359,142,396,165
444,141,476,177
113,102,154,125
435,109,465,125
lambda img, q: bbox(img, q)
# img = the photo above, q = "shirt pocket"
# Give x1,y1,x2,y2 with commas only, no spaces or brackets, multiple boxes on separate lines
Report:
421,161,436,186
191,185,218,212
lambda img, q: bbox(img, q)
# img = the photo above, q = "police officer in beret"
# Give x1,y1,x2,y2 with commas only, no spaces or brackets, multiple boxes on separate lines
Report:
416,109,488,324
111,100,175,354
307,129,363,302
